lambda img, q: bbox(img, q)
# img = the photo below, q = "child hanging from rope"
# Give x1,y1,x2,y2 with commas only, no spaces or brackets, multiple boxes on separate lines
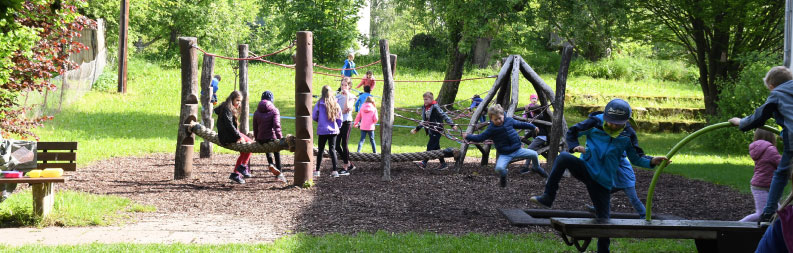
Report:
530,99,667,253
314,85,347,178
411,91,458,170
214,91,253,184
341,53,358,77
357,70,376,91
463,104,543,187
253,91,288,184
729,66,793,223
354,96,378,153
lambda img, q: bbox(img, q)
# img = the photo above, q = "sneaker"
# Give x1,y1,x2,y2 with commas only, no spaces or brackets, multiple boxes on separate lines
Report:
530,194,552,208
436,164,448,171
313,171,321,177
277,174,288,183
347,165,358,172
532,167,549,178
330,171,340,178
236,165,252,178
414,161,427,169
585,204,596,214
499,175,507,188
519,167,531,175
268,164,282,177
338,170,350,176
759,212,774,223
229,173,245,184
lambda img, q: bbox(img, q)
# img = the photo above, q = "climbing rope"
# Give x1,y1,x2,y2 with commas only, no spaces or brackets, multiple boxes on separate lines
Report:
314,148,459,163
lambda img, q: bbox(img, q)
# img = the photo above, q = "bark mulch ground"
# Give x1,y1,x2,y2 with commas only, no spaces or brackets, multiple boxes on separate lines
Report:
63,153,752,236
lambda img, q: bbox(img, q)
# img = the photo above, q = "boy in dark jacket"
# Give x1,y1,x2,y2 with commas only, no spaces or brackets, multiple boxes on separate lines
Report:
464,104,542,187
729,66,793,222
411,91,458,170
253,91,287,183
530,99,667,253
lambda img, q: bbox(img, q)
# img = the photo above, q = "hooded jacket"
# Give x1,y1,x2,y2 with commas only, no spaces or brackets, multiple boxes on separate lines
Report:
214,104,241,145
740,79,793,153
313,99,343,135
465,117,537,155
354,102,379,131
253,100,282,142
749,139,781,188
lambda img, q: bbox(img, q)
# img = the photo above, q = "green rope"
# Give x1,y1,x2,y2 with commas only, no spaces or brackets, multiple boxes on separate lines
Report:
644,122,781,221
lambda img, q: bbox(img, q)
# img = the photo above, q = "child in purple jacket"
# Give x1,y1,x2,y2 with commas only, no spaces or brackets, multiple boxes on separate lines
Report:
253,91,287,183
740,128,782,222
313,85,346,178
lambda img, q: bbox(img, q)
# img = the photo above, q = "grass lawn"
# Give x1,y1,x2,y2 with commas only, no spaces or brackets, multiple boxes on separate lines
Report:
0,190,155,227
0,231,695,252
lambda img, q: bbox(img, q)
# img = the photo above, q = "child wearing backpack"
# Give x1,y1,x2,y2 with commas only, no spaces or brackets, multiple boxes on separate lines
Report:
729,66,793,222
354,96,379,153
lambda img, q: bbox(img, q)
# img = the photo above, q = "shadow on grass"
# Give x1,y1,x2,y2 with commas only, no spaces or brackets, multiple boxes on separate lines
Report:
48,111,178,140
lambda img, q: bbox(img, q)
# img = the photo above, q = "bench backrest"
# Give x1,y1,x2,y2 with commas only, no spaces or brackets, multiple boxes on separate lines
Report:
37,142,78,171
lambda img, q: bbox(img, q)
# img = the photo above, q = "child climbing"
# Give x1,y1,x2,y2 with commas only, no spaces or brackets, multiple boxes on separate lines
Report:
469,94,485,123
354,85,372,112
525,94,540,118
411,91,458,170
530,99,667,252
253,90,288,183
520,96,552,176
463,104,543,187
354,96,379,153
335,77,357,172
313,85,346,178
214,91,253,184
341,53,358,77
739,128,781,222
357,70,376,91
729,66,793,222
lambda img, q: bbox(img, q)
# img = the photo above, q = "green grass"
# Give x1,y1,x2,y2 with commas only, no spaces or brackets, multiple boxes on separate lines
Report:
0,231,695,252
0,190,155,227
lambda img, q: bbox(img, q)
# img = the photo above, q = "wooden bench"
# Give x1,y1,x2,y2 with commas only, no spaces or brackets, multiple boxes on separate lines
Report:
0,142,77,217
550,218,766,252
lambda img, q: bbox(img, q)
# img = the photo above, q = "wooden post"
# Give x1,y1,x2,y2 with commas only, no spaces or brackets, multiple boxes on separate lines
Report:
32,183,54,217
546,46,573,170
175,37,198,180
507,55,521,117
117,0,129,93
389,54,397,77
294,32,314,186
519,60,555,106
455,55,515,171
238,44,250,134
199,54,215,158
380,40,395,181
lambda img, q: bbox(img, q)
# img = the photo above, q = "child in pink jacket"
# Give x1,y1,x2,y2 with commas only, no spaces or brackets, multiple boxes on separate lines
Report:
741,128,782,222
354,96,379,153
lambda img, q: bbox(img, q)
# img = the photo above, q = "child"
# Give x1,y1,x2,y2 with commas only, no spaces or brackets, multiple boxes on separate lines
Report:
530,99,667,252
463,104,542,187
739,129,781,222
520,102,552,177
201,75,221,105
411,91,458,170
313,85,347,178
525,94,540,118
354,85,372,112
469,95,485,123
357,70,376,91
729,66,793,222
335,77,357,172
253,91,288,183
214,91,253,184
341,53,358,77
354,96,379,153
587,155,649,219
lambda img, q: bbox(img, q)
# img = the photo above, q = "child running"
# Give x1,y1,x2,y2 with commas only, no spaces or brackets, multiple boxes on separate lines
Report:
354,96,379,153
530,99,667,252
214,91,253,184
313,85,347,178
739,129,781,222
253,91,288,183
729,66,793,222
357,70,376,91
463,104,542,187
411,92,458,170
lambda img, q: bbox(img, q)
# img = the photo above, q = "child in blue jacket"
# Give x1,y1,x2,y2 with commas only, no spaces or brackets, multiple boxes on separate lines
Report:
729,66,793,222
531,99,667,253
341,53,359,77
464,104,542,187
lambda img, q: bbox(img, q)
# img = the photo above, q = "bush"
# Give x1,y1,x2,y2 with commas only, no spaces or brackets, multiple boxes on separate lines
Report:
409,33,446,57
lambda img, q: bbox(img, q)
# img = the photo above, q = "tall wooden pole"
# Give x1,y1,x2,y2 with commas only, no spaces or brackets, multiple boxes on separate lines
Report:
546,46,573,170
389,54,397,77
238,44,250,134
117,0,129,93
379,40,395,181
175,37,199,180
294,32,314,186
199,54,215,158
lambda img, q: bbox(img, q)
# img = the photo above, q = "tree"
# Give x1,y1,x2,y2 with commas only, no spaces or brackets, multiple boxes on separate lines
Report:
273,0,364,63
539,0,632,61
640,0,784,117
1,0,94,138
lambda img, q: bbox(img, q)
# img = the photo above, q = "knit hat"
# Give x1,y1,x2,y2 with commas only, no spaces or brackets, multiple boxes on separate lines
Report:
603,99,631,125
261,91,274,102
530,94,538,100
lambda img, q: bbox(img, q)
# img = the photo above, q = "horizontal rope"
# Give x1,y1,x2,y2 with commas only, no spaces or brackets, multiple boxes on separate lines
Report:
314,60,382,71
193,44,294,61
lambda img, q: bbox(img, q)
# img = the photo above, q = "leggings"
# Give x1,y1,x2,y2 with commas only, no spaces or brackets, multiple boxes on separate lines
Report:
258,139,282,170
234,133,252,171
335,121,352,165
316,134,339,172
741,186,774,222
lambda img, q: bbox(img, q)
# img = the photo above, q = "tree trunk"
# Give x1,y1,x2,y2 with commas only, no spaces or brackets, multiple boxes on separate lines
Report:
437,21,467,106
471,37,492,68
691,16,718,118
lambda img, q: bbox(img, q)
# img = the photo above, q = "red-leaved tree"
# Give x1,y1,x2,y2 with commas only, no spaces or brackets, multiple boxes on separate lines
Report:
1,0,94,139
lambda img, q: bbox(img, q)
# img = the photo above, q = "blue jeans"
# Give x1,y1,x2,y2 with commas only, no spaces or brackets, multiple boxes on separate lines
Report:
756,219,788,253
495,148,540,177
763,151,792,216
616,186,646,219
357,130,377,153
544,152,612,252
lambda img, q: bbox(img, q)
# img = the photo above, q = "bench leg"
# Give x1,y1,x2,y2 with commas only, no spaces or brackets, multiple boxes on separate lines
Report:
32,183,54,217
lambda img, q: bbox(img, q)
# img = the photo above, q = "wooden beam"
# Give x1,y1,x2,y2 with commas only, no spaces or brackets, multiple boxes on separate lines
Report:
238,44,250,134
293,32,314,186
380,40,395,181
199,54,215,158
519,60,554,106
546,46,573,171
117,0,129,93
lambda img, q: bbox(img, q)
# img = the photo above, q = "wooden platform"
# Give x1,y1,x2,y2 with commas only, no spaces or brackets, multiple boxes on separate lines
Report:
499,208,683,226
0,178,66,184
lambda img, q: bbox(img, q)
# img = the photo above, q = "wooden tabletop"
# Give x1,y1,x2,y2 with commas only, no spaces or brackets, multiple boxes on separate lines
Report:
0,177,66,183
